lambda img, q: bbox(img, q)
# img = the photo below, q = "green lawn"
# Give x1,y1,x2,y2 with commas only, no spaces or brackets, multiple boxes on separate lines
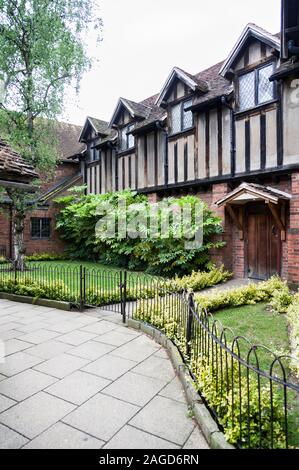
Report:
215,303,290,371
1,260,159,299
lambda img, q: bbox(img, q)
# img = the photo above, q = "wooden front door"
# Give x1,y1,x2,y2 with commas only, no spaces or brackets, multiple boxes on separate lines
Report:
246,205,281,280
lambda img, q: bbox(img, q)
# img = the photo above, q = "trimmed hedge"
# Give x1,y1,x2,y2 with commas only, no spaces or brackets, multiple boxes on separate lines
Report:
287,293,299,377
194,277,287,312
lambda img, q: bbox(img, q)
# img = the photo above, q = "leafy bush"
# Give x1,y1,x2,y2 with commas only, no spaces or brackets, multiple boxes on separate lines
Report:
270,283,293,313
24,252,67,262
169,265,232,292
0,277,72,302
287,293,299,377
0,256,6,264
194,277,287,312
134,291,287,448
55,189,225,276
194,357,286,448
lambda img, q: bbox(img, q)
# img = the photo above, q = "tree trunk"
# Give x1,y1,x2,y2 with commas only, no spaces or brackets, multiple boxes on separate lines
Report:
12,211,26,271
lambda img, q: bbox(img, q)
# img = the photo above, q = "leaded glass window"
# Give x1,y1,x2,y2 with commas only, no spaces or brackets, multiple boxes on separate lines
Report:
239,72,255,111
183,99,193,130
171,103,181,134
31,218,51,239
239,63,275,111
171,99,193,135
258,64,274,104
119,124,135,152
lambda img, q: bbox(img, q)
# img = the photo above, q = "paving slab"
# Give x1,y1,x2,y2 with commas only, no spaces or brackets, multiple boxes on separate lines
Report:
0,391,75,439
68,341,115,361
129,396,195,446
0,369,57,401
104,425,180,449
25,340,73,360
159,377,186,403
82,354,137,381
4,339,33,356
46,370,111,405
111,335,160,362
0,301,209,449
34,353,90,379
94,329,138,347
0,423,28,449
81,320,118,335
183,426,210,449
23,422,104,449
63,393,139,442
0,394,16,413
132,355,175,383
0,352,43,377
19,329,61,345
103,371,165,407
57,330,98,346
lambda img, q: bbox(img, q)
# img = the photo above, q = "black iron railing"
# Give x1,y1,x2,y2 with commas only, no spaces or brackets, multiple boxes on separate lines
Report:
132,290,299,450
0,261,298,449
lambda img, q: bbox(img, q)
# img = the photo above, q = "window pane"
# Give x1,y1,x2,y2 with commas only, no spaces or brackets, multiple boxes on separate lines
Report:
120,127,127,151
258,64,274,104
183,99,193,130
171,103,181,134
128,124,135,149
239,72,255,110
31,218,40,238
41,219,51,238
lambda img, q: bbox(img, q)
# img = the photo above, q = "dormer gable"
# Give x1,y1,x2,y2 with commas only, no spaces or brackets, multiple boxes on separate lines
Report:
79,117,109,143
155,67,209,107
220,24,280,79
109,98,151,129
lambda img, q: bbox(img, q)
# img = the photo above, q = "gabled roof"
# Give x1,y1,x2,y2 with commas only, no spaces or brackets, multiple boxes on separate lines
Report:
155,67,209,107
216,183,292,207
220,23,281,78
109,98,151,128
0,138,38,185
79,116,110,142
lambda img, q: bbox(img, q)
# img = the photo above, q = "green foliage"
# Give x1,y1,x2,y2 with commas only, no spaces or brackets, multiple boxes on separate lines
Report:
134,289,289,449
194,357,286,448
287,293,299,377
194,276,287,312
0,277,72,302
270,283,293,314
169,265,232,292
55,189,225,276
24,252,68,262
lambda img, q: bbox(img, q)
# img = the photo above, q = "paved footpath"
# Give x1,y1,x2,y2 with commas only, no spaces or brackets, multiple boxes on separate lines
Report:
0,299,209,449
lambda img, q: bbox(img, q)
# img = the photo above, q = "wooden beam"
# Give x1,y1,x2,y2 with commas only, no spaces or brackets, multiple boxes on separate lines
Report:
226,204,244,239
267,202,286,241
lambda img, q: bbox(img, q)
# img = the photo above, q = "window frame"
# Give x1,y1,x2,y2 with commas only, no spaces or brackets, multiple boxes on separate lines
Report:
30,218,51,240
237,61,276,112
119,123,135,153
170,98,194,136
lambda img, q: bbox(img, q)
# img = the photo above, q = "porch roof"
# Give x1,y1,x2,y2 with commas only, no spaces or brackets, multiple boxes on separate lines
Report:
216,183,292,207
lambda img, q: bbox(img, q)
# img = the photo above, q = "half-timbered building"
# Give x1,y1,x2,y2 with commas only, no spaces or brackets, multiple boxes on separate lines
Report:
79,0,299,287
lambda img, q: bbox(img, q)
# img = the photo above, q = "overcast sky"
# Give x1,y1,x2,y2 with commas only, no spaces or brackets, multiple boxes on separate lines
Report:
61,0,281,127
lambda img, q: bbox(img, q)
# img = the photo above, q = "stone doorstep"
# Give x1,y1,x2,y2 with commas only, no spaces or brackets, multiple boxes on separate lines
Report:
127,318,234,450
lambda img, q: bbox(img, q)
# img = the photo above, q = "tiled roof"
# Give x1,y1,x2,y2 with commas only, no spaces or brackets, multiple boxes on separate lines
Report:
120,98,151,119
87,117,110,135
191,61,233,108
0,139,38,182
54,121,86,160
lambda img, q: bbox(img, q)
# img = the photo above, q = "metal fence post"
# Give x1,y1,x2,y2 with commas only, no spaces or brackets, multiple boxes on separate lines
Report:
79,265,84,312
186,292,194,359
122,271,127,324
